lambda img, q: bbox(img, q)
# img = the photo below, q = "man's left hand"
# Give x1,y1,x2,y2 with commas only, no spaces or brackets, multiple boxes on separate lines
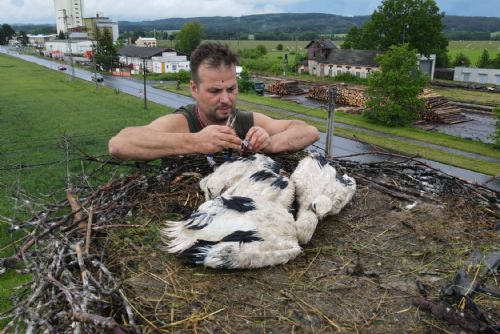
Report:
246,126,272,153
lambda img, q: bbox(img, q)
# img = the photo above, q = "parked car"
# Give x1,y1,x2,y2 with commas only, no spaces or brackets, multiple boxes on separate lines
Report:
91,73,104,83
58,65,67,71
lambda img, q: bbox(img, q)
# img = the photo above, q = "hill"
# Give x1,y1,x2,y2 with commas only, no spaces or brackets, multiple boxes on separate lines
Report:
117,13,500,39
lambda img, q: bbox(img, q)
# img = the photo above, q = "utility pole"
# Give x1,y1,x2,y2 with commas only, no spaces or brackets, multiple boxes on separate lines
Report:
92,22,98,90
142,57,148,109
60,9,75,81
325,87,337,157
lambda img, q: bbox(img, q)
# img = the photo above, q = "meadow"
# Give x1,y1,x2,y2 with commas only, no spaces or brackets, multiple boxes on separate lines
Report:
448,40,500,65
0,52,173,319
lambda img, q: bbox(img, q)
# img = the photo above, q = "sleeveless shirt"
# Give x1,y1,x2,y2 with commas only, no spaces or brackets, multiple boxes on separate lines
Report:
173,104,254,140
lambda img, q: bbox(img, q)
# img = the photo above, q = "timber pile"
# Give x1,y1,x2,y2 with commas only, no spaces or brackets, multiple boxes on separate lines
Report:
267,80,305,96
306,85,368,107
420,90,469,124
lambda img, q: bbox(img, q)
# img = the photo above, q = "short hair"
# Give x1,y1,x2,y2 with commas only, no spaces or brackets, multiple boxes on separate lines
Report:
190,42,239,84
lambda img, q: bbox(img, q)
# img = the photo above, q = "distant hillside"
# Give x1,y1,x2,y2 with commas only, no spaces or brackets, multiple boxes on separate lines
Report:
118,13,500,38
10,13,500,40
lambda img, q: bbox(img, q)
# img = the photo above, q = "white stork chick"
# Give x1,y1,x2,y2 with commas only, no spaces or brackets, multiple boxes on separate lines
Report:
222,169,295,209
290,153,356,244
162,195,301,269
199,154,282,201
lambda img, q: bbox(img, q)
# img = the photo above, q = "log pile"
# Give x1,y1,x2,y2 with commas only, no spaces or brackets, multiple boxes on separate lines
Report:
420,90,469,124
267,80,305,96
306,85,368,107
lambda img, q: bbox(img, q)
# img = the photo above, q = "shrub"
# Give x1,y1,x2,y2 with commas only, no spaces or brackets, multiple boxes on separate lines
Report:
494,107,500,148
276,44,284,51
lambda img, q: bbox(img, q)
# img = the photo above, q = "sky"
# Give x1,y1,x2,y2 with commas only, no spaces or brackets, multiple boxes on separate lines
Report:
0,0,499,25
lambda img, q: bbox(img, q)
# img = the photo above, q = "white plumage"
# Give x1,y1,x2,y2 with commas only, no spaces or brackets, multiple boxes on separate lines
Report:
290,152,356,244
162,195,301,268
162,152,356,269
199,154,281,201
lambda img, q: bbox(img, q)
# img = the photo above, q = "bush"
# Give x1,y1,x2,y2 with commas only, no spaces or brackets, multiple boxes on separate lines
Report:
256,44,267,55
237,68,253,93
276,44,284,51
494,107,500,148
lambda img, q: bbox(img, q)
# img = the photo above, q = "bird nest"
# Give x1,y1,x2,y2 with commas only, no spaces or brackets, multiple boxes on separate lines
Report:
1,151,499,333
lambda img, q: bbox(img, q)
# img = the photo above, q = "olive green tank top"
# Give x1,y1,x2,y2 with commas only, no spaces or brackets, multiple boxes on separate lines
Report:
174,104,254,140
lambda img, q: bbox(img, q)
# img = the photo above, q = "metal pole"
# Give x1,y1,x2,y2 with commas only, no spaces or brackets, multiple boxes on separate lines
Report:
325,87,336,157
142,57,147,109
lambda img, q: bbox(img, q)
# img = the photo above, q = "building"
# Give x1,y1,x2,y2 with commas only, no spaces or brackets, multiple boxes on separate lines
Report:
27,34,57,47
84,13,119,43
305,39,378,79
454,67,500,85
303,39,436,80
135,37,158,47
54,0,84,34
45,40,93,55
152,51,190,74
118,46,170,72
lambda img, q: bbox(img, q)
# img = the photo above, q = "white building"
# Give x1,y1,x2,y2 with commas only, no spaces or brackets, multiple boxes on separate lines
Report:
84,14,119,43
454,67,500,85
152,51,190,74
135,37,158,47
27,34,57,47
54,0,84,34
45,40,93,55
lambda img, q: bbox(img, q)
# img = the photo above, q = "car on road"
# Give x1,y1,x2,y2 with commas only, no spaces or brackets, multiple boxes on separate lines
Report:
91,73,104,83
58,65,67,71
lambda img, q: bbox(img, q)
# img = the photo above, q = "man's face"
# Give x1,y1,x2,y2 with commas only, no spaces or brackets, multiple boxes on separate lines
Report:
190,62,238,124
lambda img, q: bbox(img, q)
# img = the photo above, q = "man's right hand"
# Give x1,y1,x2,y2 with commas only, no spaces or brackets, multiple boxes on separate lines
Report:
194,125,242,154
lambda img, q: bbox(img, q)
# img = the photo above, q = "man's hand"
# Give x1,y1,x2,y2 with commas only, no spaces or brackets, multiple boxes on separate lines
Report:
195,125,242,154
246,126,272,153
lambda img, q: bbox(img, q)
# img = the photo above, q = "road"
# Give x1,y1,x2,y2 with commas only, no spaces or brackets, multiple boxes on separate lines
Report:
1,47,498,192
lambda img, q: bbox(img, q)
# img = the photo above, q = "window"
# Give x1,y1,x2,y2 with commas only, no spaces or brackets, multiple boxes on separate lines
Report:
496,75,500,85
337,70,342,75
356,72,361,78
479,73,487,84
463,73,470,82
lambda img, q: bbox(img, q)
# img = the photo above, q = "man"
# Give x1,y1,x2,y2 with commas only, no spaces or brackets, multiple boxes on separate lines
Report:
108,43,319,161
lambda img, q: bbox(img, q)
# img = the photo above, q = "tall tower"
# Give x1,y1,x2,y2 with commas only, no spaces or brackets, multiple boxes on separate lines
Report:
54,0,84,34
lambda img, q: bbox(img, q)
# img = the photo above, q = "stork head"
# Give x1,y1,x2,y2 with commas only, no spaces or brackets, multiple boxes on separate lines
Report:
310,195,333,219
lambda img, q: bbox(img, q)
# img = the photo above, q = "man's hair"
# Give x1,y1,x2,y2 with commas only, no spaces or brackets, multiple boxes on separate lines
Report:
190,42,239,84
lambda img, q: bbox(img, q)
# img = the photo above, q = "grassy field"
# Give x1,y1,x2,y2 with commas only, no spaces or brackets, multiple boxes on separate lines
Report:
0,53,173,320
448,40,500,65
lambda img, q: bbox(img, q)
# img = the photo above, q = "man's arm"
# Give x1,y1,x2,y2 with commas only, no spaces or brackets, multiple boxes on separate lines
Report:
108,114,241,160
248,113,320,154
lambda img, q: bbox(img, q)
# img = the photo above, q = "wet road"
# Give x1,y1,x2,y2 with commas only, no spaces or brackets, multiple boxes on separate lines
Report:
2,47,499,192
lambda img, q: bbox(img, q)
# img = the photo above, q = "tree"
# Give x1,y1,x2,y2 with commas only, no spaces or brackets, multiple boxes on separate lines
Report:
451,52,471,67
18,30,29,46
343,0,448,66
364,44,428,127
94,28,118,71
58,31,66,40
175,21,202,56
2,24,15,39
491,54,500,69
476,49,491,68
237,68,253,93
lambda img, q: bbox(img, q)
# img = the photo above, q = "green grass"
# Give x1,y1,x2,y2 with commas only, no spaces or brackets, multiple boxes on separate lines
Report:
448,40,500,66
0,52,174,320
430,86,500,106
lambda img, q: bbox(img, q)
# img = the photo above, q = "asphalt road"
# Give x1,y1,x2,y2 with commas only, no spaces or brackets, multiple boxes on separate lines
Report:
1,47,498,192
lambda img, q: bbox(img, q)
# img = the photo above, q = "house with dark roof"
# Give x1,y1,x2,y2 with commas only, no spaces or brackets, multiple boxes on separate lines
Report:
118,46,170,72
301,39,436,80
301,39,379,79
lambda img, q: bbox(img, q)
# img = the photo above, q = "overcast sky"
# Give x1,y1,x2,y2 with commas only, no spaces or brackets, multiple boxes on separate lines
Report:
1,0,499,25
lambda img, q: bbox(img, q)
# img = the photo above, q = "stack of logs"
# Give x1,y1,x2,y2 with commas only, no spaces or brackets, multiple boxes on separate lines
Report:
306,85,368,107
267,80,305,96
419,90,469,124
